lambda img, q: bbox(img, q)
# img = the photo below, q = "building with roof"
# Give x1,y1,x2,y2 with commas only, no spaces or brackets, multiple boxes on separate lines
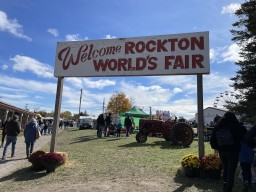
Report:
0,101,36,129
195,107,227,126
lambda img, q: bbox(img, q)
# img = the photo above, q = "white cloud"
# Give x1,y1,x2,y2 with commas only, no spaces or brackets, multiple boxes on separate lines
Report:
123,81,197,118
105,34,117,39
149,75,197,94
65,34,89,41
0,11,32,41
82,78,116,89
173,87,183,94
47,28,59,37
210,44,241,63
221,3,241,14
210,48,216,62
65,78,116,89
0,75,56,94
203,72,232,92
10,55,54,78
119,81,172,110
1,64,8,70
221,43,240,63
65,78,83,88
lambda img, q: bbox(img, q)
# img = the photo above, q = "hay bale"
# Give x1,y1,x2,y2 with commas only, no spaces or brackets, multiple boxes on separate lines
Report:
56,152,68,165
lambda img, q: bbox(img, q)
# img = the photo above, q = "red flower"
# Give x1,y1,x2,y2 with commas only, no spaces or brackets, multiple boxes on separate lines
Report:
29,150,46,163
40,152,64,165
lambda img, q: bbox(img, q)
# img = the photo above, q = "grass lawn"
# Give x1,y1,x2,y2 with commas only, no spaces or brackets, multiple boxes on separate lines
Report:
0,128,245,192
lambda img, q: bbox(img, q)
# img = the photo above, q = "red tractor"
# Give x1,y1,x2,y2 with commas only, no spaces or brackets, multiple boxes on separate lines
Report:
136,119,194,147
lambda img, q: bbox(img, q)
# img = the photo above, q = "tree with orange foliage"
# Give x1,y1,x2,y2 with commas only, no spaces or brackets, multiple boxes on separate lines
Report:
106,92,132,114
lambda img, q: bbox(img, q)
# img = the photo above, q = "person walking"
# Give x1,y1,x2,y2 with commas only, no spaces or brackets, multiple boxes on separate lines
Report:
124,115,132,137
210,111,246,192
24,118,39,159
2,115,21,160
0,117,11,148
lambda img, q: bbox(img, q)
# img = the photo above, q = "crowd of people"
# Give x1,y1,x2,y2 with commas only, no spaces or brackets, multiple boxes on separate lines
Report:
96,113,134,138
0,116,69,160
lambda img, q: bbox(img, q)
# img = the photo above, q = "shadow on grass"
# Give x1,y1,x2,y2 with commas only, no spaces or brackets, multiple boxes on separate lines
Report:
0,158,26,164
105,137,122,142
172,168,223,192
118,141,194,150
69,135,99,144
67,128,80,132
0,166,47,182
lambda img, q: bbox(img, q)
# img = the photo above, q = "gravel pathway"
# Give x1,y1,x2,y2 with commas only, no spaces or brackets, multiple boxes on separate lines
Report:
0,129,62,177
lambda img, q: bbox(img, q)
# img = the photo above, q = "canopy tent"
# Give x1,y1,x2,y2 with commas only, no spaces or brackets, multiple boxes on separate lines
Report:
121,106,150,118
120,116,141,127
120,106,150,127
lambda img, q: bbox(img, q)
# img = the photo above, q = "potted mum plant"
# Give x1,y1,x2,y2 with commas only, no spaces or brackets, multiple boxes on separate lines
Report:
200,154,222,179
181,154,200,178
29,150,46,171
40,152,64,173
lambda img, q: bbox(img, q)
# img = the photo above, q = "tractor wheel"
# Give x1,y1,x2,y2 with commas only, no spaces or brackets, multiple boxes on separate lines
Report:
163,134,172,141
136,132,147,143
170,123,194,147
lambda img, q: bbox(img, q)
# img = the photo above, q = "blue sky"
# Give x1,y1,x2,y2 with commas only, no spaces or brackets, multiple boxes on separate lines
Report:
0,0,243,119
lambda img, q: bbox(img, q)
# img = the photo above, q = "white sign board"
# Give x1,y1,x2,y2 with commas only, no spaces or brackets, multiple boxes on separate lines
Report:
54,31,209,77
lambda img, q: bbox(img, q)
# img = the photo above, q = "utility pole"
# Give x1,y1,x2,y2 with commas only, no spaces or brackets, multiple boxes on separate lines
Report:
78,89,83,126
102,97,105,114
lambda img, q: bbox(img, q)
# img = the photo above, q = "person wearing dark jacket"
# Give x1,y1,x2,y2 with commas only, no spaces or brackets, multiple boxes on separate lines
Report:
104,113,112,137
239,138,254,191
210,111,246,192
0,117,11,148
2,115,21,160
244,124,256,149
124,115,132,137
97,114,105,138
24,118,39,158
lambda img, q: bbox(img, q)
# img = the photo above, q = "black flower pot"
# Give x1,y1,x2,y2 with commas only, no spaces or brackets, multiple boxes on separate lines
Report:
208,169,221,179
183,167,199,178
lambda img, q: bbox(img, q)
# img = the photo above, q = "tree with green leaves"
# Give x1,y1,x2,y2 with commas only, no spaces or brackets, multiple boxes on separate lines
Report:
107,92,132,114
228,0,256,122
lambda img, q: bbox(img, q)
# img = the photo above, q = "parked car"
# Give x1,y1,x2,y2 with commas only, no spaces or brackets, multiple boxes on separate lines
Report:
79,116,95,129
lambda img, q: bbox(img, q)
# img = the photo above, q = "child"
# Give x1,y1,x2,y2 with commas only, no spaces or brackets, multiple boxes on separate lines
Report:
239,139,254,191
116,119,122,137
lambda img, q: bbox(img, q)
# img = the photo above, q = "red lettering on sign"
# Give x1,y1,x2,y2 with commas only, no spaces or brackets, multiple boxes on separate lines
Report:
146,40,156,52
125,36,205,54
93,57,158,72
58,44,121,70
178,38,190,50
192,55,204,68
164,55,204,70
117,58,128,71
148,57,157,70
125,42,135,54
136,57,147,70
157,39,168,52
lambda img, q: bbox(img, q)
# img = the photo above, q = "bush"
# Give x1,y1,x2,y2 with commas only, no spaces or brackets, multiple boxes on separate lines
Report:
29,150,46,171
200,154,222,170
181,154,200,168
40,152,64,166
